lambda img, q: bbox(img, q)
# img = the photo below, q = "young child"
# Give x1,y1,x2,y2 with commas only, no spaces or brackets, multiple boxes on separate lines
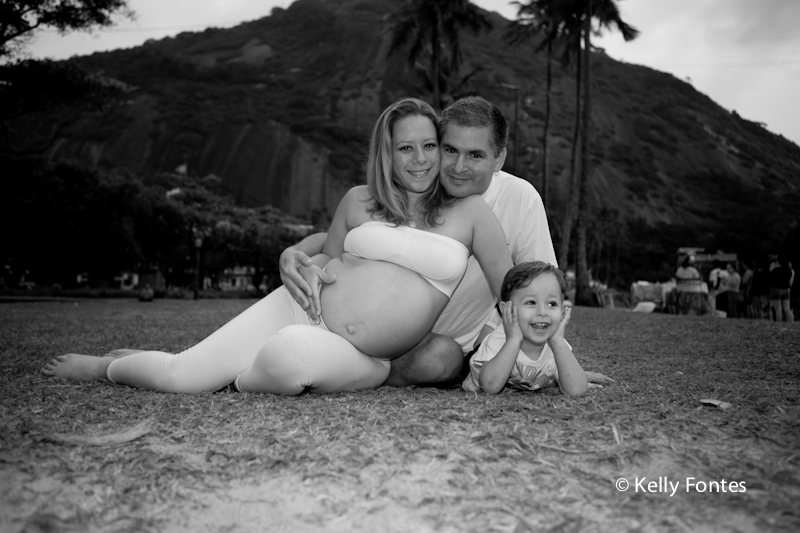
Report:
462,261,614,396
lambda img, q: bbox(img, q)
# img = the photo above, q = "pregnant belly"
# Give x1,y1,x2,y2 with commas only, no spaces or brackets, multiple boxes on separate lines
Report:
320,255,449,358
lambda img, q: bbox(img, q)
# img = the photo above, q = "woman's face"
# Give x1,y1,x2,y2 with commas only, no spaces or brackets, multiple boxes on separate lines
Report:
391,114,440,194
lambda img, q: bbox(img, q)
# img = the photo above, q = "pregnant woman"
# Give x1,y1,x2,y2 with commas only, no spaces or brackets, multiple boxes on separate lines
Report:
42,98,513,395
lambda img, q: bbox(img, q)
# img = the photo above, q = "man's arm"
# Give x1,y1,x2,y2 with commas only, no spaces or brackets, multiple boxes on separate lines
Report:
279,232,334,315
510,179,557,267
473,177,555,347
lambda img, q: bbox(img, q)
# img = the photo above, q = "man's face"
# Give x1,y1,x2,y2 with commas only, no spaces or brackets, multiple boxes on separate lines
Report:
439,124,506,198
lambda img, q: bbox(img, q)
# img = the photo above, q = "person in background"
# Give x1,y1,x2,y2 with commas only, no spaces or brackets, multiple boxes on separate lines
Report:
668,255,708,315
721,263,741,319
708,260,724,314
769,255,794,322
675,255,702,290
749,259,771,319
790,261,798,319
737,261,753,318
138,283,154,302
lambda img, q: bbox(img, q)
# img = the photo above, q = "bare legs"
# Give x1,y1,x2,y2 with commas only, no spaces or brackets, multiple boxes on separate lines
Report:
41,288,301,392
768,297,794,322
779,299,794,322
383,332,463,387
236,325,390,395
40,287,392,394
41,349,143,382
770,298,783,322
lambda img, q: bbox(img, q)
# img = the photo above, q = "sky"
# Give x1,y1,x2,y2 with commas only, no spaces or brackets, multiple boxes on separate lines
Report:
24,0,800,147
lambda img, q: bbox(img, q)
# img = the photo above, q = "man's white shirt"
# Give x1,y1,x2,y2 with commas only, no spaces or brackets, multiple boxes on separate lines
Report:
431,170,557,352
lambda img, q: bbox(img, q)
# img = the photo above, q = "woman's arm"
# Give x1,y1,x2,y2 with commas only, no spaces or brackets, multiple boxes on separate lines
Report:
303,186,366,319
322,186,368,258
467,197,514,300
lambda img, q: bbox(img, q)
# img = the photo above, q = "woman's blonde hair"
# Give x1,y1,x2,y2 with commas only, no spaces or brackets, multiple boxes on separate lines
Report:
366,98,452,227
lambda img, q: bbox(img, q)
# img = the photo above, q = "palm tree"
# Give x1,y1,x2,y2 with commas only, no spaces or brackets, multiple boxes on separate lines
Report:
505,0,584,267
573,0,639,304
550,4,584,271
386,0,492,109
522,0,635,296
410,56,486,107
505,0,559,210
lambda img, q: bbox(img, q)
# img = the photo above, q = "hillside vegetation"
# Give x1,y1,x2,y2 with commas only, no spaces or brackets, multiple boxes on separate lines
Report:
13,0,800,286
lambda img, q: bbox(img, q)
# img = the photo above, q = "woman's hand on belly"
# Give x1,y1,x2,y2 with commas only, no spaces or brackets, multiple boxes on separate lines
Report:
321,255,449,359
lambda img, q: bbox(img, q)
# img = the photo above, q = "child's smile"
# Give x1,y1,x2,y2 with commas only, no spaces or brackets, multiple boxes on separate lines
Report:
508,272,564,349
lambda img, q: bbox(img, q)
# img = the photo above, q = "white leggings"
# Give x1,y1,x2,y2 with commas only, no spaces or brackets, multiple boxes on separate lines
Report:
106,286,391,395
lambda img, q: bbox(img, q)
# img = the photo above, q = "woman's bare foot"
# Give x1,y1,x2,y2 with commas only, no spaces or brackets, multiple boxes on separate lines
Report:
103,348,144,358
41,354,114,382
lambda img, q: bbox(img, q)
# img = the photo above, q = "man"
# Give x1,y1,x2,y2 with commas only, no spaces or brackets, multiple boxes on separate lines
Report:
708,260,728,314
279,96,557,386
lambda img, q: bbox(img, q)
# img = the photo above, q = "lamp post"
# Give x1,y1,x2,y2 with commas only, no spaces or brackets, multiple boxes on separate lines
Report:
500,83,520,172
193,228,203,300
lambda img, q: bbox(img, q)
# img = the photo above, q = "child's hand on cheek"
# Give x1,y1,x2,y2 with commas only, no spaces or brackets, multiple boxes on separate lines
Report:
500,301,524,345
551,305,571,343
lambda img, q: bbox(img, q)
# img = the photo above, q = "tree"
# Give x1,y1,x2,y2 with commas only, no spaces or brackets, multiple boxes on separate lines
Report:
505,0,581,212
0,1,134,153
409,56,485,108
506,1,551,209
505,0,584,268
0,0,132,60
0,155,172,285
573,0,638,304
386,0,492,109
527,0,636,294
556,4,585,271
560,40,581,269
0,59,126,154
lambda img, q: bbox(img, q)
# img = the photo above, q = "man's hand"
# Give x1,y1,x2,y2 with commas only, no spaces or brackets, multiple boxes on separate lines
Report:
279,248,335,319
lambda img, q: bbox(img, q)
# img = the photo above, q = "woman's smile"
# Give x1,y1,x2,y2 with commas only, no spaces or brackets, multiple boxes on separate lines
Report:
392,114,440,193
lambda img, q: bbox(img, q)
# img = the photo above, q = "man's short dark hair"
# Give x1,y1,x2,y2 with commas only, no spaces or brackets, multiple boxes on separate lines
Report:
440,96,508,157
501,261,566,302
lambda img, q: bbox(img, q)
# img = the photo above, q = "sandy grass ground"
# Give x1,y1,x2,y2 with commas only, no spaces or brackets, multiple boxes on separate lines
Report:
1,298,799,533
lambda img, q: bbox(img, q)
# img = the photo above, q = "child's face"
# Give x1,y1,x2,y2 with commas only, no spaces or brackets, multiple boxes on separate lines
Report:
508,272,564,346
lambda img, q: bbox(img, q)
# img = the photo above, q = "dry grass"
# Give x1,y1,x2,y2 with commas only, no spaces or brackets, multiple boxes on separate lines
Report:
1,299,799,533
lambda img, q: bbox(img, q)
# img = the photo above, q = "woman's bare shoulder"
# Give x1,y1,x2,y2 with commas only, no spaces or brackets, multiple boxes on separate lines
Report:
338,185,375,227
338,185,373,210
343,185,370,201
448,194,491,216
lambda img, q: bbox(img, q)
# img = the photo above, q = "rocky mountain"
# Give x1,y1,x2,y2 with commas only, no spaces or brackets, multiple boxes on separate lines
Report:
34,0,800,276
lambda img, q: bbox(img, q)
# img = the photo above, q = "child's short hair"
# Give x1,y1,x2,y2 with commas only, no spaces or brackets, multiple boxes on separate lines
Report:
501,261,567,302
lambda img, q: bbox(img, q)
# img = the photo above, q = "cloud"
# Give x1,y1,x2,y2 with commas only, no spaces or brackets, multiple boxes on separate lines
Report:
705,0,800,45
